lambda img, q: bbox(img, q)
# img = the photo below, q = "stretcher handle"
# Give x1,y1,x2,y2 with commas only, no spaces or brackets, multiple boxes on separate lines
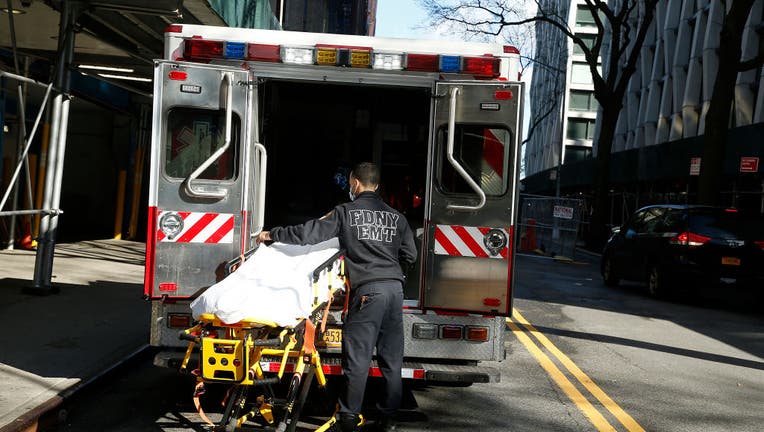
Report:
312,250,346,282
253,337,283,347
225,247,259,275
251,377,281,386
179,331,200,343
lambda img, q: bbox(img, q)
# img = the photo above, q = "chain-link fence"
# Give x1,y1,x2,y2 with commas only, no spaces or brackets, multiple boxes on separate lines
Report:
517,194,585,259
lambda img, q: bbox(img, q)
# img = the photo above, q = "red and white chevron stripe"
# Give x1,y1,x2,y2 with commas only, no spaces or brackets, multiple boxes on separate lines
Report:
157,211,235,244
433,224,508,259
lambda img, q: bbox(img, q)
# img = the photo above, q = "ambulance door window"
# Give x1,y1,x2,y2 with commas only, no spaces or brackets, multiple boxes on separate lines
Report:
165,107,240,180
436,125,511,196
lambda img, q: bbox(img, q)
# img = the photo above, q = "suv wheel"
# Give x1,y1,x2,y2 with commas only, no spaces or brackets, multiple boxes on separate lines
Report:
602,255,620,287
647,265,667,298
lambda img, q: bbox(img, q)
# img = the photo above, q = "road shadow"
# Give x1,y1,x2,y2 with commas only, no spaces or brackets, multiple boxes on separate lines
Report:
513,254,764,368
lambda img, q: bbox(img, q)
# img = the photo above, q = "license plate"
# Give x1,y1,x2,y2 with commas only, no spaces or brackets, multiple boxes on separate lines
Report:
321,328,342,347
721,257,741,266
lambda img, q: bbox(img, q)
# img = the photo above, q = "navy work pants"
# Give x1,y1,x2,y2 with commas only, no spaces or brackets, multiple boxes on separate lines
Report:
339,280,404,416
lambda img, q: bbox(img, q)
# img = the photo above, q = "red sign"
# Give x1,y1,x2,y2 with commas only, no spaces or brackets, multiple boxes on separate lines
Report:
689,157,701,176
740,157,759,173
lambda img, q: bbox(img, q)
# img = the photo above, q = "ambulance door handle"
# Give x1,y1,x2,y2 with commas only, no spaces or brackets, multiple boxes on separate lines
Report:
184,72,234,199
252,142,267,234
445,86,486,211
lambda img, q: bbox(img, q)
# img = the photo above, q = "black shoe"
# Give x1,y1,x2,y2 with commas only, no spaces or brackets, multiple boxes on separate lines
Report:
377,416,397,432
338,412,362,432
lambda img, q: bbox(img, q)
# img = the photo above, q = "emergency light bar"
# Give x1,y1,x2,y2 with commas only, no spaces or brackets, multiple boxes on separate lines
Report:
181,37,502,78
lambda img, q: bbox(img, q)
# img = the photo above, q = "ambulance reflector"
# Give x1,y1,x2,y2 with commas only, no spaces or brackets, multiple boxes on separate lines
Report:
259,360,425,379
412,323,438,339
440,325,463,340
167,313,192,328
164,25,182,33
466,326,489,342
168,70,187,81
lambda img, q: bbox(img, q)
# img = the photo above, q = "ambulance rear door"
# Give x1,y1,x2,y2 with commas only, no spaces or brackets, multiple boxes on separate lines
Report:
145,61,263,299
423,81,523,316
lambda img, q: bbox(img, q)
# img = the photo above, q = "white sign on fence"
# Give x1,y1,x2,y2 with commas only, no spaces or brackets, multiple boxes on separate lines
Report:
553,205,574,220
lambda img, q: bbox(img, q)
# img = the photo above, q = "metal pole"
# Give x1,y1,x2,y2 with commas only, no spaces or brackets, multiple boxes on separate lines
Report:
5,0,22,249
31,1,78,293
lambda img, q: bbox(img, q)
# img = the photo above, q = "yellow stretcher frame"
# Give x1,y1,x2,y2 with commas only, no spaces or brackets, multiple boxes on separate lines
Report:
179,250,358,432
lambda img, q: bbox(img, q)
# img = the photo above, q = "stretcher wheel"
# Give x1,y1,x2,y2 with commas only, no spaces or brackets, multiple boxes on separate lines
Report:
221,385,248,432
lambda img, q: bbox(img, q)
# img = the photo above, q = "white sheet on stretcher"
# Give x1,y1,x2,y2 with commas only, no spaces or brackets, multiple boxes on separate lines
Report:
190,238,341,327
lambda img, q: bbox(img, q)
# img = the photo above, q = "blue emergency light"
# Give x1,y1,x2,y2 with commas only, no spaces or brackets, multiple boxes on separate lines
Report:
439,55,462,73
224,42,246,59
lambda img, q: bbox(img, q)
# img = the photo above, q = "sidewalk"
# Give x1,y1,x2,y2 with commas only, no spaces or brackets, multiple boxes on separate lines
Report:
0,240,150,432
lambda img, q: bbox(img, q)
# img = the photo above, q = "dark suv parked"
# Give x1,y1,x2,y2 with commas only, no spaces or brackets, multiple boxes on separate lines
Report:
601,205,764,297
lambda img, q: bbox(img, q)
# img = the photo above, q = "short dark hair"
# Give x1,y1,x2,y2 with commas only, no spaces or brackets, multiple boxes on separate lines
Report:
350,162,379,187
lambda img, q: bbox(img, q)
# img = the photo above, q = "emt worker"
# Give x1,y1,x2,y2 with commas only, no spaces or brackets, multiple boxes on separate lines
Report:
256,162,417,432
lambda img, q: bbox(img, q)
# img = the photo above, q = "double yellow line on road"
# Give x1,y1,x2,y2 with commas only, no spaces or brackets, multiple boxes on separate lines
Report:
507,309,645,432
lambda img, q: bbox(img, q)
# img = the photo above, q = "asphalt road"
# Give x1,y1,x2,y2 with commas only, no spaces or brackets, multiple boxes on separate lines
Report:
41,254,764,432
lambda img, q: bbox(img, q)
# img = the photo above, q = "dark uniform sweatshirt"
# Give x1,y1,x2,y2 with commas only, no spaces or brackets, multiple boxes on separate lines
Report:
269,191,418,288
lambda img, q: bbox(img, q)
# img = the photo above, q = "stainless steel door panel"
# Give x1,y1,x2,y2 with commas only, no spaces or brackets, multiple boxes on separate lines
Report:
150,61,252,298
423,81,523,316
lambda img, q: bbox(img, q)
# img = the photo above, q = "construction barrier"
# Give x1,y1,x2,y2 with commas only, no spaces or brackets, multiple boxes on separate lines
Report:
517,195,584,259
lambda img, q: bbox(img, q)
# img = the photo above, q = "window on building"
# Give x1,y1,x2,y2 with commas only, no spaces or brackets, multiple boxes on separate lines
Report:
566,118,596,140
571,62,593,85
573,34,596,55
569,90,599,111
576,6,597,27
564,145,592,163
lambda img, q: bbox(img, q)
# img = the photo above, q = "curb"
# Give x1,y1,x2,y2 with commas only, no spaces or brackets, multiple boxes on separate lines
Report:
0,344,151,432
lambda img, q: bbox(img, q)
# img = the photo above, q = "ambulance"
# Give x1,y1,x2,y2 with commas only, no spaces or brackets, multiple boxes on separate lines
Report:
144,24,523,384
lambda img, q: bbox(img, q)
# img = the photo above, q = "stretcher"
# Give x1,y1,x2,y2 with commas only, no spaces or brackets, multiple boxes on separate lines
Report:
179,245,361,432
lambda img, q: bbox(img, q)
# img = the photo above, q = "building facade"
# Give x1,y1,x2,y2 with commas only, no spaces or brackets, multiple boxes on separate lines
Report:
525,0,601,177
524,0,764,220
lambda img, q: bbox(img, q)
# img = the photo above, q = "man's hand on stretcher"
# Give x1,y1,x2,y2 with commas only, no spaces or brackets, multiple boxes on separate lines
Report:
256,231,271,244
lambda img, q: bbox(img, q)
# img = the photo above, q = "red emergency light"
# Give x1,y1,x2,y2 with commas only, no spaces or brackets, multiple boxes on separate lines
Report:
185,39,224,60
247,43,281,62
405,53,439,72
463,56,501,78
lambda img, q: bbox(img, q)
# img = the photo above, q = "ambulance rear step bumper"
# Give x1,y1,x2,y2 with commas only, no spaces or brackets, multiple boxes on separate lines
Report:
154,350,500,384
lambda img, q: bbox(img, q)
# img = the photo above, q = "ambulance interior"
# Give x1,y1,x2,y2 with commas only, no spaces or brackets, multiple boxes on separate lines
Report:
258,80,430,301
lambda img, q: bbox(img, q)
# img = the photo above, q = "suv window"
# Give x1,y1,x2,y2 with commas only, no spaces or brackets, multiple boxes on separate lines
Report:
641,207,666,234
662,209,686,233
689,209,764,240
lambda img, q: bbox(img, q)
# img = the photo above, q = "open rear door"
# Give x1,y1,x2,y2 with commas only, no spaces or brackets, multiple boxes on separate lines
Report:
422,81,523,316
145,61,262,299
